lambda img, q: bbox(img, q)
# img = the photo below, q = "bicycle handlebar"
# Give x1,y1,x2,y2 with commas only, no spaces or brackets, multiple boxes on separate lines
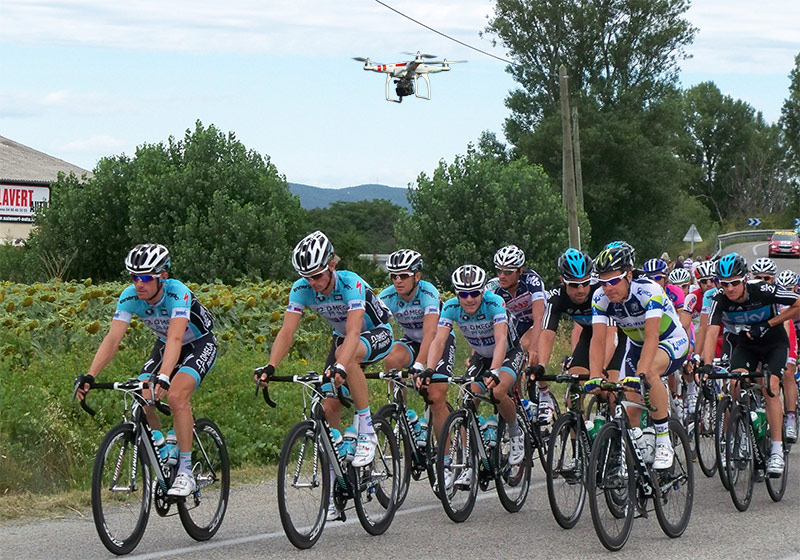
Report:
74,379,172,417
702,368,774,397
254,371,353,409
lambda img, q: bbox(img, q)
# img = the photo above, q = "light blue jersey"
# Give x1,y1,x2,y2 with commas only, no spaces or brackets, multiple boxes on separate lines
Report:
379,280,441,343
114,278,215,344
287,270,391,336
439,291,518,358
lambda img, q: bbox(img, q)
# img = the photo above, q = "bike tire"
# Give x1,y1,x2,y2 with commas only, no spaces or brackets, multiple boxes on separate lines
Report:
277,420,329,550
725,406,755,512
91,423,152,555
546,412,588,529
495,412,531,513
177,418,230,541
587,422,635,552
377,404,412,508
653,419,694,538
528,397,562,474
436,409,479,523
425,401,454,500
715,395,732,490
694,386,717,477
352,415,400,535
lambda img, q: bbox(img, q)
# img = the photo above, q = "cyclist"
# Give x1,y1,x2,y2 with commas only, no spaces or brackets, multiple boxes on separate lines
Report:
75,244,217,497
587,244,690,470
532,248,624,385
773,269,799,444
379,249,454,446
699,253,800,474
485,245,549,420
254,231,393,472
428,264,526,483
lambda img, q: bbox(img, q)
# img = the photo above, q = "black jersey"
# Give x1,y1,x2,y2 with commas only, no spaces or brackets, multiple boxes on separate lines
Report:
708,280,798,344
542,282,600,331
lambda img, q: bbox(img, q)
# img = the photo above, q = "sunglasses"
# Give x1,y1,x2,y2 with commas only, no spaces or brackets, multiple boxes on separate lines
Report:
720,278,744,287
699,277,718,285
754,275,773,282
598,272,627,286
306,269,329,281
496,269,517,276
647,274,665,282
564,279,592,288
458,290,482,299
131,274,156,283
390,272,415,280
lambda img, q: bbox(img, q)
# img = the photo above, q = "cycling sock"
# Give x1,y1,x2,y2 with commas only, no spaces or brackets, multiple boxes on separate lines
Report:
653,418,670,444
356,407,375,435
786,411,796,423
686,381,697,397
771,441,782,456
508,420,521,437
178,452,192,474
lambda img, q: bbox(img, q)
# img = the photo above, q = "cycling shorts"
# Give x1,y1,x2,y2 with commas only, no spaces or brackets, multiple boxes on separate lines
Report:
324,325,394,369
138,332,217,389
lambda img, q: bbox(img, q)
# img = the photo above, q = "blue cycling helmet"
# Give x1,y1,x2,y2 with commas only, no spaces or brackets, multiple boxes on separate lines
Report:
558,248,592,280
716,253,747,279
642,258,668,274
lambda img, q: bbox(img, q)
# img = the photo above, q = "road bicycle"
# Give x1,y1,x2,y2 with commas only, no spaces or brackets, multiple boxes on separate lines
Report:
692,359,727,478
75,377,229,555
586,376,694,551
435,366,532,523
258,371,400,549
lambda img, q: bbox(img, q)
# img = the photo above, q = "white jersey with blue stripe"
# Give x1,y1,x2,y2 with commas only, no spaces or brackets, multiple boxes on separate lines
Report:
379,280,440,343
287,270,391,337
439,291,518,358
113,278,215,344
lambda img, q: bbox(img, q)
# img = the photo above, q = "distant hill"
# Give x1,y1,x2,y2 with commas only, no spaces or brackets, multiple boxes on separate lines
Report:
288,183,410,210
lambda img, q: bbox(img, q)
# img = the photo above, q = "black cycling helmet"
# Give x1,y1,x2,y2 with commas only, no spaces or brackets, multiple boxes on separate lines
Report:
558,248,593,280
716,253,747,279
604,240,636,265
593,246,633,274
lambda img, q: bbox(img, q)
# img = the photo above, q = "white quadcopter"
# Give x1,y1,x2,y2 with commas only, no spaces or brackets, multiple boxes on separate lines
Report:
353,52,467,103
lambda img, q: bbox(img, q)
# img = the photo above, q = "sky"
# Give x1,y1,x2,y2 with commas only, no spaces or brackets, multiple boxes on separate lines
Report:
2,1,800,190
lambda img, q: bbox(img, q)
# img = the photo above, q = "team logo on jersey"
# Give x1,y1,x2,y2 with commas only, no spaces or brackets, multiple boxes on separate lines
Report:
160,309,169,316
174,309,189,318
145,308,155,315
334,294,343,301
477,314,486,321
183,293,190,304
356,281,363,293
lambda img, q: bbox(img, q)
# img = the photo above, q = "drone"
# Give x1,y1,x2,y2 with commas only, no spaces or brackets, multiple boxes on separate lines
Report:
353,52,467,103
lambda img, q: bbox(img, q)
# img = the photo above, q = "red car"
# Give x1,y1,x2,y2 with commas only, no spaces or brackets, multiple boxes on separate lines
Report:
768,230,800,258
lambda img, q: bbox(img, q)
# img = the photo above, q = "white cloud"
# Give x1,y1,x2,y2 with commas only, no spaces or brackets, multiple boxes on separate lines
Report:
58,134,127,153
0,89,137,117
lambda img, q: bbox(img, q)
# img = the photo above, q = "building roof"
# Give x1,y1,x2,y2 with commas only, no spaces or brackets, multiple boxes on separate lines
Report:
0,135,91,184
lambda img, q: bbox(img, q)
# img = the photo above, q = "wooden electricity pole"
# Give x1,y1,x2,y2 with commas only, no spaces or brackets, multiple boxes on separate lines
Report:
559,65,580,250
572,107,584,211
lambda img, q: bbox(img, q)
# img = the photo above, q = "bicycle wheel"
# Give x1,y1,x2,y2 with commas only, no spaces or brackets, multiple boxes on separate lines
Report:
529,398,561,473
546,412,588,529
765,438,788,502
277,420,329,550
436,409,479,523
495,412,531,513
694,386,717,477
91,423,152,555
177,418,230,541
653,419,694,538
587,422,635,552
715,395,732,490
377,404,412,508
425,402,454,500
725,407,755,512
352,415,400,535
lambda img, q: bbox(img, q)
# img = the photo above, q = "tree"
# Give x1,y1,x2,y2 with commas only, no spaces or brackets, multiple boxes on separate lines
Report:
308,199,405,254
395,142,585,287
780,53,800,176
31,121,306,282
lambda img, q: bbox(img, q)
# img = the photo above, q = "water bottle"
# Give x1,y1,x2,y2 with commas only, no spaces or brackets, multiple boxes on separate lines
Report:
640,427,656,464
165,429,178,466
151,429,168,462
416,417,428,447
585,416,606,440
407,409,422,438
750,408,767,440
342,426,358,462
521,399,536,422
630,427,646,460
482,414,498,447
330,428,344,459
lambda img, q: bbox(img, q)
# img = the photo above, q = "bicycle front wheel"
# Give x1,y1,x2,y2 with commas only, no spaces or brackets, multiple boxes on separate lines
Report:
495,412,531,513
715,395,733,490
587,423,635,552
177,418,230,541
91,423,152,555
277,420,329,550
436,409,479,523
377,404,412,508
653,419,694,538
546,412,588,529
694,386,717,477
352,415,400,535
726,407,755,512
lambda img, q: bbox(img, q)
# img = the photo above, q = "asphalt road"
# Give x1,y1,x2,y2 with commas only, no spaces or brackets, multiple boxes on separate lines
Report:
722,240,800,275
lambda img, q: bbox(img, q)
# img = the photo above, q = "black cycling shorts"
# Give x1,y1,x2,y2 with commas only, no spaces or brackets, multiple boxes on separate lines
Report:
138,332,217,389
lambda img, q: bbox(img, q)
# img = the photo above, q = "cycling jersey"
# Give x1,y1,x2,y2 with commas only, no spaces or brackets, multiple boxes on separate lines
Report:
684,286,705,319
665,284,685,309
287,270,391,336
439,291,518,358
485,269,545,336
379,280,441,343
114,279,215,344
708,281,798,345
543,282,599,331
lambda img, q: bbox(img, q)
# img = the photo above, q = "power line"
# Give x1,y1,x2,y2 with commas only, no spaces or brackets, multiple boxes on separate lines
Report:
371,0,515,65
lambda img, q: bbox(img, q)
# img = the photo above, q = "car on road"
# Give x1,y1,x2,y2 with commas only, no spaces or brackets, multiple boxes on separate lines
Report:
768,230,800,258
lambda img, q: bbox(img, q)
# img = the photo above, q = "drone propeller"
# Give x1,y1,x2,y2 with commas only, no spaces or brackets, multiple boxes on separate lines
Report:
353,57,370,63
402,51,437,59
427,59,467,64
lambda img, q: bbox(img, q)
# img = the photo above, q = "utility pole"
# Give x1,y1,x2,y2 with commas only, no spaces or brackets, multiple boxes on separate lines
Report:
559,65,580,250
572,107,584,211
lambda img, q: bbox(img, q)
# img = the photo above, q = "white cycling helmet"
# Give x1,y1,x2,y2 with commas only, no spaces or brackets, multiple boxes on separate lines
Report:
291,231,334,277
386,249,423,273
751,257,777,276
668,268,691,285
693,260,716,280
493,245,525,269
451,264,487,292
125,244,170,274
776,269,798,289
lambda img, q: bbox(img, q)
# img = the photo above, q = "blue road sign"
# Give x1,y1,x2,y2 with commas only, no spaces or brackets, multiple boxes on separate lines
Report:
747,218,762,227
